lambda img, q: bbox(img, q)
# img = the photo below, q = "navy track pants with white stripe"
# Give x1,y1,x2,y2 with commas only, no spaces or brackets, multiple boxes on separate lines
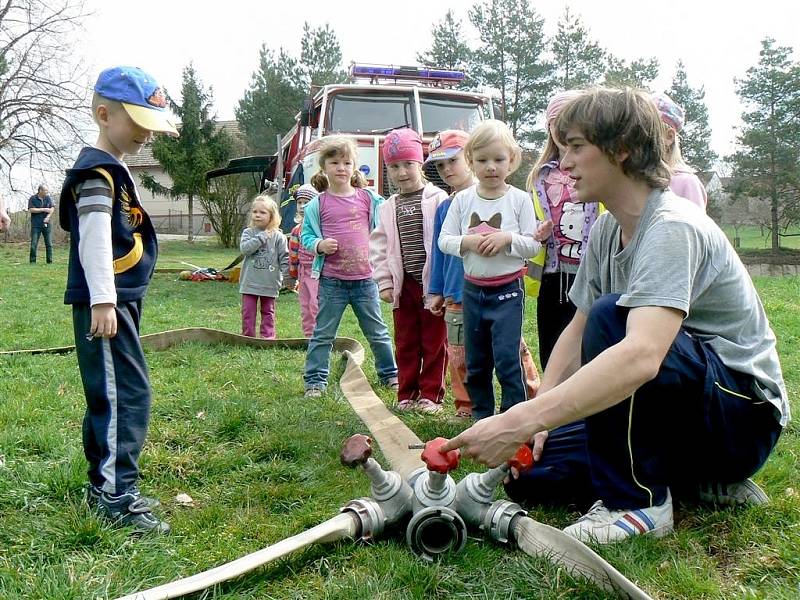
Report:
505,293,781,511
73,301,151,495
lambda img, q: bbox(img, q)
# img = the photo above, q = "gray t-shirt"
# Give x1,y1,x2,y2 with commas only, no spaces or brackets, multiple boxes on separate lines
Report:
570,189,789,426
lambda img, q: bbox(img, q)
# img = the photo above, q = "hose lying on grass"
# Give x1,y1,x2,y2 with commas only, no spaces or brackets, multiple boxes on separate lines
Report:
2,328,652,600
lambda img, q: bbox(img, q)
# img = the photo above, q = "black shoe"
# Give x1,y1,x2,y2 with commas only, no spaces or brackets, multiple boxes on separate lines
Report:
97,487,170,534
85,484,102,509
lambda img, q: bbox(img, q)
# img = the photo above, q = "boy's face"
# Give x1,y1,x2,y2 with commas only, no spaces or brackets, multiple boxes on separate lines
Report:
434,151,472,192
560,128,624,203
469,140,512,194
97,103,154,159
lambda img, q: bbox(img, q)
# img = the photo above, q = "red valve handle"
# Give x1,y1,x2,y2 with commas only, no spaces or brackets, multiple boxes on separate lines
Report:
507,444,534,473
423,437,460,474
340,434,373,468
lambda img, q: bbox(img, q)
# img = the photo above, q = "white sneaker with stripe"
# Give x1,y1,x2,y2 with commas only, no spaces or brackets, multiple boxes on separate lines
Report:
563,489,674,544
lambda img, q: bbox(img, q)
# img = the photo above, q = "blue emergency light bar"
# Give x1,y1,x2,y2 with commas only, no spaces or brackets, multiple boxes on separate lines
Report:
350,63,466,83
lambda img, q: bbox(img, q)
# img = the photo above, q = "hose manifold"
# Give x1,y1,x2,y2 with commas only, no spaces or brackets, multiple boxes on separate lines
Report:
341,497,386,542
483,500,526,546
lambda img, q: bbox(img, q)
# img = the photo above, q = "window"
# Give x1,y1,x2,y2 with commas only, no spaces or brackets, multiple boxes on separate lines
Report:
327,92,414,134
419,95,484,134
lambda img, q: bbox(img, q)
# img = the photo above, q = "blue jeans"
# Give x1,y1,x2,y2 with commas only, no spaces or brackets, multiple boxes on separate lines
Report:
30,224,53,263
304,277,397,390
462,277,527,419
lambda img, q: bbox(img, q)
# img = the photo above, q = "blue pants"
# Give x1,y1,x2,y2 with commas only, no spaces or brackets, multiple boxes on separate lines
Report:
30,225,53,263
304,277,397,390
506,294,781,510
462,278,527,420
73,301,151,495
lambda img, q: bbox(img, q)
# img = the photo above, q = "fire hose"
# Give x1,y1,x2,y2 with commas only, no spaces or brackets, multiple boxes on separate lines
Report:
2,328,654,599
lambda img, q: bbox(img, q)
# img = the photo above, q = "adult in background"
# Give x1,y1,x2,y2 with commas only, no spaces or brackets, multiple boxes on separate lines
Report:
28,185,54,263
441,88,788,545
0,192,10,232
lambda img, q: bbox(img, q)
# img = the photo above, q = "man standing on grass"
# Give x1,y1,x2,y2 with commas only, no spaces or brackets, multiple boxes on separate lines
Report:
28,185,54,263
442,87,789,544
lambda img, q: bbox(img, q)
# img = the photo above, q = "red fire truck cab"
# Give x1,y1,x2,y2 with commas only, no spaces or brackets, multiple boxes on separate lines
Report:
281,63,498,199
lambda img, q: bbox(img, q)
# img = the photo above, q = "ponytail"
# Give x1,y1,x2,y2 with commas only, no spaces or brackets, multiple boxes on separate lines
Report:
310,171,328,192
351,170,367,188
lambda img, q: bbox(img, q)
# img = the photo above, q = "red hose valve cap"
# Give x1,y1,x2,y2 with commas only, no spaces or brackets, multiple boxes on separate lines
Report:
508,444,534,473
341,434,373,468
422,437,460,474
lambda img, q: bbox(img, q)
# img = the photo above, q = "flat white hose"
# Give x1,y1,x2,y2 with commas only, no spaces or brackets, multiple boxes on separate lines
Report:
114,513,359,600
513,517,653,600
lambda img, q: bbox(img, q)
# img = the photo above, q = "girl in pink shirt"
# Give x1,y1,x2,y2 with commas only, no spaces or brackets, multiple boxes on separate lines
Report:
300,137,397,397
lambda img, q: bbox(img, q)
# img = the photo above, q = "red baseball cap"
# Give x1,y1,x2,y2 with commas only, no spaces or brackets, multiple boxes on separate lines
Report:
424,129,470,164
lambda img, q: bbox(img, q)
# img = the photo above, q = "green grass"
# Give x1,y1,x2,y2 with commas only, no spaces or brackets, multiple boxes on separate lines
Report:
1,240,798,599
720,224,800,251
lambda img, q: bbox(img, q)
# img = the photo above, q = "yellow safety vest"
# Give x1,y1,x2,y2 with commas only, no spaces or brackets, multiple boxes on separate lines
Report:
524,187,547,298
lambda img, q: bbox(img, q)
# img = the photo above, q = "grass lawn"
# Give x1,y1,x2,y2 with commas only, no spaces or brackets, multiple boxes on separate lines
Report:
1,240,798,600
720,224,800,251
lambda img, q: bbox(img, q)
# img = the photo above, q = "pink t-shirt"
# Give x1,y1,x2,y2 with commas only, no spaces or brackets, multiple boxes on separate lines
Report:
319,188,373,280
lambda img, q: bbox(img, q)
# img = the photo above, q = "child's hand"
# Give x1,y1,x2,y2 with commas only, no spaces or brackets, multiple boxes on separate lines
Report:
379,288,393,303
477,231,512,256
89,304,117,339
534,220,554,242
460,234,484,253
318,238,338,255
428,295,445,316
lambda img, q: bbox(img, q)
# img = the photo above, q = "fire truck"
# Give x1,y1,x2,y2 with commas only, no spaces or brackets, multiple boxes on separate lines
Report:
208,63,499,231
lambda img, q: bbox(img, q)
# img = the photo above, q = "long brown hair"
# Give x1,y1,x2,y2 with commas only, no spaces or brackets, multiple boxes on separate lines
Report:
312,136,367,191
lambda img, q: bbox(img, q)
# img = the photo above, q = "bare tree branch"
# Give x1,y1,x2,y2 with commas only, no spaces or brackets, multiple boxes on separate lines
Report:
0,0,91,189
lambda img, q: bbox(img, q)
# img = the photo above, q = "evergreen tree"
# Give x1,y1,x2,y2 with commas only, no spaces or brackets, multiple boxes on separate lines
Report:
416,10,473,89
667,61,717,171
551,6,606,89
604,56,659,88
140,65,233,242
728,37,800,251
235,46,304,155
469,0,555,143
300,22,347,88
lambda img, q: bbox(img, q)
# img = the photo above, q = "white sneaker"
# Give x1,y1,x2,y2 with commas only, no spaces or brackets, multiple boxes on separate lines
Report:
564,489,674,544
697,478,769,506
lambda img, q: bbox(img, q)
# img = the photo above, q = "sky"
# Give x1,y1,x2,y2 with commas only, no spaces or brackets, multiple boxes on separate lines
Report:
6,0,799,203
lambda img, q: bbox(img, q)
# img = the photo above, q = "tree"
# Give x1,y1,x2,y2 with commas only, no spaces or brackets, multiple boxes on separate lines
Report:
604,56,659,88
551,6,606,89
299,22,347,88
667,61,717,171
0,0,90,186
469,0,554,144
140,64,233,242
728,37,800,251
236,46,304,155
416,9,473,89
204,173,258,248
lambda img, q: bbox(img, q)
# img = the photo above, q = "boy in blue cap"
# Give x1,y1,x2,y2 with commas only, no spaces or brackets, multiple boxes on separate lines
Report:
59,66,178,533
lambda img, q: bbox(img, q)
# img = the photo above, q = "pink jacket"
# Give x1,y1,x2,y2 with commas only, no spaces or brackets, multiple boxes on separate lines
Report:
370,182,448,308
670,167,707,211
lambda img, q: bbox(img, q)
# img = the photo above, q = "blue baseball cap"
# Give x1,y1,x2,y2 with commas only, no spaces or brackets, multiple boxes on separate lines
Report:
94,66,179,136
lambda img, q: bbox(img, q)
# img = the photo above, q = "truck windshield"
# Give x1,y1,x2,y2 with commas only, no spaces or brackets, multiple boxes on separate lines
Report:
327,92,414,134
419,95,483,134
